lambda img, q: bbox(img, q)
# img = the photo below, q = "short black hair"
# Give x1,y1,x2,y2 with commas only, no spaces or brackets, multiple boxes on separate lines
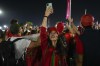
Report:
10,19,18,25
10,24,20,35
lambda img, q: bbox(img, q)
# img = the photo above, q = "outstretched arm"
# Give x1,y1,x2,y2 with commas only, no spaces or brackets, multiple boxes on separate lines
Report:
42,7,53,27
28,37,41,49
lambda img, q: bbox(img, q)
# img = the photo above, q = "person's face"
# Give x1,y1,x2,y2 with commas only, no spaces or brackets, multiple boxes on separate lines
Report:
49,31,58,41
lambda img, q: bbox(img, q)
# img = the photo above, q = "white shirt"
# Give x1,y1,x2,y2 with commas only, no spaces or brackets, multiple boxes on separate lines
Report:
22,33,40,41
10,37,31,59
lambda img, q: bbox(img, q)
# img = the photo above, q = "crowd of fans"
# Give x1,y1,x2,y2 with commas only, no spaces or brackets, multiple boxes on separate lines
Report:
0,5,100,66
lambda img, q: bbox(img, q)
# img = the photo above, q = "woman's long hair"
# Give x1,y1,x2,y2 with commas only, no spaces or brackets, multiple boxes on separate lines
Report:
48,35,68,56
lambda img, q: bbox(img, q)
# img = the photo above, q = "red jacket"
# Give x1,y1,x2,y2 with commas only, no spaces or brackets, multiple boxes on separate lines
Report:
40,27,68,66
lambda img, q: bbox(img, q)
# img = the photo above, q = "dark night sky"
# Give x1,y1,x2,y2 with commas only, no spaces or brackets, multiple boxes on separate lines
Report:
0,0,99,27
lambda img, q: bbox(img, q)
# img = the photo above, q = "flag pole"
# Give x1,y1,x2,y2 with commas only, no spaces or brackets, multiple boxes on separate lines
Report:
85,9,87,15
66,0,71,19
70,0,71,18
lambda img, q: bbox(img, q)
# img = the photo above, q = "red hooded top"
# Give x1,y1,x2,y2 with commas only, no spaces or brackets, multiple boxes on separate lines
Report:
40,27,68,66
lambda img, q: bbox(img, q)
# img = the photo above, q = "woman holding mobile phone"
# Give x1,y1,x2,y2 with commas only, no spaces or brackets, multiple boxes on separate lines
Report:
40,5,68,66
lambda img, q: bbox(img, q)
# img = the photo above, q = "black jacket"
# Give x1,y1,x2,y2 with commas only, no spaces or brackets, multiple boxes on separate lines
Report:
80,27,100,66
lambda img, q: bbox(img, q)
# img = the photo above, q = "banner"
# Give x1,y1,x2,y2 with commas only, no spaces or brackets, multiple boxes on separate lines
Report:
66,0,71,19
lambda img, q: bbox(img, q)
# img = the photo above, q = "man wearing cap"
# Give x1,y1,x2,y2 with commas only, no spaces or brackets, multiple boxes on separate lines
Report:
78,14,100,66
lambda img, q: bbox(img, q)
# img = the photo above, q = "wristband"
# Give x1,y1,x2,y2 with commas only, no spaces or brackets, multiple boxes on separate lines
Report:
44,16,48,17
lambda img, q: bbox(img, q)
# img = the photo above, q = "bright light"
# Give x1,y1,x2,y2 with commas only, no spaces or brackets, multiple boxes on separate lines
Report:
0,26,2,29
0,10,3,14
77,26,79,27
2,30,5,32
4,25,8,28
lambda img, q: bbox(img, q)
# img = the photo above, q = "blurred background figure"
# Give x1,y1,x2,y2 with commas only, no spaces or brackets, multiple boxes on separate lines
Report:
0,29,4,43
78,14,100,66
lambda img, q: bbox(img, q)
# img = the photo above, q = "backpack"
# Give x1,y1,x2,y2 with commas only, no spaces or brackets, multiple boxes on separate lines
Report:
0,38,22,66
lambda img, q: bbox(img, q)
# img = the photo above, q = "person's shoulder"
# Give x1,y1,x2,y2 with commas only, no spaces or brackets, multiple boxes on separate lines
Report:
10,37,31,45
10,37,31,42
10,37,22,41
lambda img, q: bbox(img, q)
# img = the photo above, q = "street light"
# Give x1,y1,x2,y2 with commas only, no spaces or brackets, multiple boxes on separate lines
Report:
0,10,3,15
4,25,8,28
0,26,2,29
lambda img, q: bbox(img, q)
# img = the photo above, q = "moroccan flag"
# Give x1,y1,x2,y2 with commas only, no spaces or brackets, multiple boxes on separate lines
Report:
66,0,71,19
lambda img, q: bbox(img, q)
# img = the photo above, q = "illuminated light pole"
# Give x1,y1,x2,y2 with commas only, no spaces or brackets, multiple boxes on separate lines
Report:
0,9,3,15
0,26,2,29
85,9,87,15
4,25,8,28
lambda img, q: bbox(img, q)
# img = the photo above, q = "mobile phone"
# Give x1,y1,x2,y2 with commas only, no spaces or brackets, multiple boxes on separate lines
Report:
46,3,53,9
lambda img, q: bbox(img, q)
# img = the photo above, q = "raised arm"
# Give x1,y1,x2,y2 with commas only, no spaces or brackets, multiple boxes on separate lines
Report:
40,6,53,51
71,23,80,35
67,17,80,35
28,37,40,49
27,6,53,50
42,7,53,27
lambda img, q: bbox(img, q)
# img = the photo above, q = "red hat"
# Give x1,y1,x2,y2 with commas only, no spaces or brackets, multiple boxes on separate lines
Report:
80,14,94,27
56,22,64,34
48,27,58,33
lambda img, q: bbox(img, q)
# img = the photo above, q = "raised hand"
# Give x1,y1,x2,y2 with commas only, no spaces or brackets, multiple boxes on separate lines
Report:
44,6,53,17
66,22,70,28
42,6,53,27
68,17,73,23
68,17,80,35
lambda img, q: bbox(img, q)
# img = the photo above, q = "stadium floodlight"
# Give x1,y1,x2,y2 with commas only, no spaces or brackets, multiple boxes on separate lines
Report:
0,10,3,15
0,26,2,29
4,25,8,28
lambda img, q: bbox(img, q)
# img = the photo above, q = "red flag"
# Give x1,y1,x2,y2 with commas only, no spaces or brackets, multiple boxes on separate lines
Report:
66,0,71,19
